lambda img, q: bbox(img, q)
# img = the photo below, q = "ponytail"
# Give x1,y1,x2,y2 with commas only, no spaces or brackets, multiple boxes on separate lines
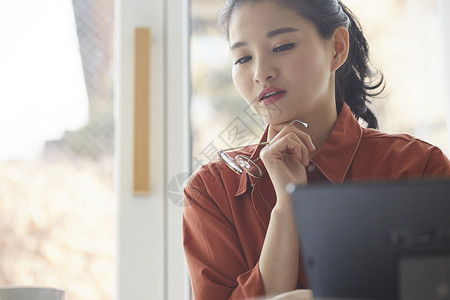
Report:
336,2,384,129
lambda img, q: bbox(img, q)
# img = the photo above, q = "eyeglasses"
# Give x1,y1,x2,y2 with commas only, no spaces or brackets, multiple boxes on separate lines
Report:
217,120,309,178
217,142,270,178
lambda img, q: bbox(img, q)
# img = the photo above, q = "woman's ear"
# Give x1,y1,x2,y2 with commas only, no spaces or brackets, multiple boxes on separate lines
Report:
330,26,349,72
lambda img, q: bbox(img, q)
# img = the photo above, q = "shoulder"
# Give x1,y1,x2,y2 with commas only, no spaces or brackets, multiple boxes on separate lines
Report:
184,143,256,209
187,157,231,187
186,144,256,192
362,127,427,143
361,128,438,152
356,128,450,178
184,157,234,199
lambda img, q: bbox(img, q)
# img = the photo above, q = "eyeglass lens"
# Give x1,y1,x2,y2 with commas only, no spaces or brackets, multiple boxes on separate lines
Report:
219,152,243,174
235,155,263,178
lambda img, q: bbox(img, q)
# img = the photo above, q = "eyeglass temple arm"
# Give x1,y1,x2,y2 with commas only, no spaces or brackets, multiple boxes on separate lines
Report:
217,141,270,153
217,120,309,153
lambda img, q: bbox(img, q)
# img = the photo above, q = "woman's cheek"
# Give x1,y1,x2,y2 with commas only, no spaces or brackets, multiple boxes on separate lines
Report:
293,59,323,90
231,69,241,93
233,69,251,101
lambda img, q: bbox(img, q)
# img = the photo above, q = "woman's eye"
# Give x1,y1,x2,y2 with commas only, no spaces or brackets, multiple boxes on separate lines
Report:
273,43,296,52
234,56,252,65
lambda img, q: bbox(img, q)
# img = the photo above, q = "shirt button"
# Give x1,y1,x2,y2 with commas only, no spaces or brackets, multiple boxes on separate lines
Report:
307,163,316,173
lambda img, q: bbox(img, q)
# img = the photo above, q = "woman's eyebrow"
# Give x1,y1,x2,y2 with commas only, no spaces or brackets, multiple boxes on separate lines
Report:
266,27,299,38
230,27,299,50
230,41,247,50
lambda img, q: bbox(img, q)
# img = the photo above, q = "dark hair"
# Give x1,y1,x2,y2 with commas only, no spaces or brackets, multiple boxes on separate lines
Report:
219,0,384,129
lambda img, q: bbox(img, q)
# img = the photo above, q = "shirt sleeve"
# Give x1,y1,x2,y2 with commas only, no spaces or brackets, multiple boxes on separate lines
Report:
183,172,266,300
422,146,450,177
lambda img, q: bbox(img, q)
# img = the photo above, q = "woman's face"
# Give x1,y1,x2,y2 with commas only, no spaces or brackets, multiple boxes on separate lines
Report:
229,1,336,126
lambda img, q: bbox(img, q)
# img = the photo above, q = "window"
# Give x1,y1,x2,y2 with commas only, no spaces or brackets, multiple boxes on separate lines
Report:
0,1,115,299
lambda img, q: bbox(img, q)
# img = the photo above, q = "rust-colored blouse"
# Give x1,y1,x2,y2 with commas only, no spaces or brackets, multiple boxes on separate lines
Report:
183,103,450,300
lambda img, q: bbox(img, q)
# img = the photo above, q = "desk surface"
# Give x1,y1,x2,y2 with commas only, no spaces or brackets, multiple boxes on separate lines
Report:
268,290,383,300
270,290,312,300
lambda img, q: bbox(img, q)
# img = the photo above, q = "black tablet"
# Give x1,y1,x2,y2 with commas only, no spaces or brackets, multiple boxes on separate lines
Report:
290,179,450,300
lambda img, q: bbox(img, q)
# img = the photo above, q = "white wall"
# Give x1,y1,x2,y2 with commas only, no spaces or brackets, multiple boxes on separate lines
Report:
440,0,450,145
115,0,189,298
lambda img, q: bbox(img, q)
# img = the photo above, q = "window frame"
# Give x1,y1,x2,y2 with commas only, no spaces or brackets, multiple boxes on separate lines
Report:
115,0,190,299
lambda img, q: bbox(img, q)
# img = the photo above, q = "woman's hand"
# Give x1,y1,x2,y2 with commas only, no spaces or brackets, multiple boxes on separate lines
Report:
260,121,315,197
258,121,315,295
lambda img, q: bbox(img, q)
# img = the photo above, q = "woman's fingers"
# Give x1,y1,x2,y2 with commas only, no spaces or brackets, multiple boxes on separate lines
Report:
289,121,316,152
260,135,309,189
269,121,316,153
262,134,310,167
260,121,314,190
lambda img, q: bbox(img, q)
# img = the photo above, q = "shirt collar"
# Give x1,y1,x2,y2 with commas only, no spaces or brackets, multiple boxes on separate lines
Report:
234,102,363,197
234,128,269,197
310,102,363,183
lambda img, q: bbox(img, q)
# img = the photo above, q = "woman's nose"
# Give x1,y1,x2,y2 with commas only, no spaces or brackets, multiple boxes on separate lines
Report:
253,59,277,84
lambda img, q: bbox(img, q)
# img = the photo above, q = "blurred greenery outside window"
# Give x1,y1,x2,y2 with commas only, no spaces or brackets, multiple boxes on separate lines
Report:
190,0,449,172
0,1,115,300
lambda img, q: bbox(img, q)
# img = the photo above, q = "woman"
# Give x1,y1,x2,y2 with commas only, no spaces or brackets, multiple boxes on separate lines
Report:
183,0,450,299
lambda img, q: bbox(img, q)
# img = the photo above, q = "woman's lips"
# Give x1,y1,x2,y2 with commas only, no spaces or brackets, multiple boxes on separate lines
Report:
258,87,286,106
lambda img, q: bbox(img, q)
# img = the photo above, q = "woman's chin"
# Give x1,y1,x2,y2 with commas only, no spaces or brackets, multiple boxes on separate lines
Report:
268,121,292,132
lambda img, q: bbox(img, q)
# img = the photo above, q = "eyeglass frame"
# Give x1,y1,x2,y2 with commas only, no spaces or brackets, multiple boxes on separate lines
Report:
217,142,270,178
